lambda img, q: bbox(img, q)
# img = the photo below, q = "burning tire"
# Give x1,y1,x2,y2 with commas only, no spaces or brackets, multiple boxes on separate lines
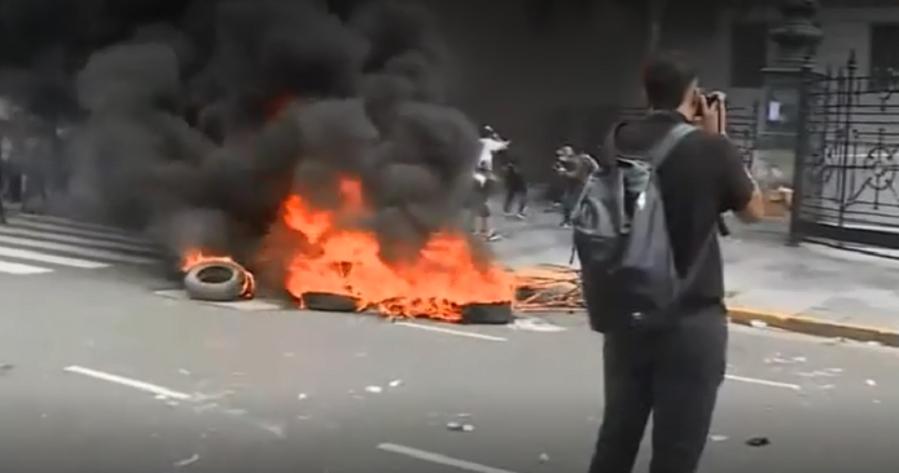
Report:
461,302,513,325
184,261,249,302
302,292,359,312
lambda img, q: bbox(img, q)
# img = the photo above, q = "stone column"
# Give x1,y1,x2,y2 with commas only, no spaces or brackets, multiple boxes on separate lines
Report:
757,0,823,189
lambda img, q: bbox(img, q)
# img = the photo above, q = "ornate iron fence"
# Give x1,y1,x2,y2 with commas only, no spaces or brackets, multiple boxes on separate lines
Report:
791,52,899,250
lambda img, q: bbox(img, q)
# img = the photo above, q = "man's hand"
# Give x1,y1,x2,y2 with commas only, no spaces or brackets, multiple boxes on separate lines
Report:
693,92,726,135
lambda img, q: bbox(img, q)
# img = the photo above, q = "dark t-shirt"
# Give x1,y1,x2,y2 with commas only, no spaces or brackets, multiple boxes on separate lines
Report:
613,111,754,309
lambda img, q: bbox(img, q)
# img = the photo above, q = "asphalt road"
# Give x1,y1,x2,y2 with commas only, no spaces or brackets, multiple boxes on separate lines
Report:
0,263,897,473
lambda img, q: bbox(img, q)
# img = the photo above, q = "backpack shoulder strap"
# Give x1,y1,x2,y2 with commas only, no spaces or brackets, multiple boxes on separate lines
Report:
647,123,697,168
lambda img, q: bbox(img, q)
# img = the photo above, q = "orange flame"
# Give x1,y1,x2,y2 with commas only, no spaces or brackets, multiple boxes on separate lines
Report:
280,177,514,321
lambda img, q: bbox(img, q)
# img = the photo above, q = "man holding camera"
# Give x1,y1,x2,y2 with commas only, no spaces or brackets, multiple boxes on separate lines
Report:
556,146,598,227
587,53,764,473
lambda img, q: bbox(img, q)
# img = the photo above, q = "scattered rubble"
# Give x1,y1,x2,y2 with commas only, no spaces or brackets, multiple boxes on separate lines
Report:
446,422,475,433
513,265,583,311
174,454,200,468
746,437,771,447
298,393,308,400
750,320,769,329
365,386,383,394
388,380,403,388
539,453,551,463
709,435,730,442
866,379,878,387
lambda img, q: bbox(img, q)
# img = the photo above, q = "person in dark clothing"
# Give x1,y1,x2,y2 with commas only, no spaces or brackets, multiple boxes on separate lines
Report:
587,52,764,473
557,149,598,227
501,152,528,219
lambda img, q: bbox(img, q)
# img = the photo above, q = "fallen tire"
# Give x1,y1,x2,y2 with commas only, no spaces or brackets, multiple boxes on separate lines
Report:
184,262,247,302
302,292,359,312
461,302,513,325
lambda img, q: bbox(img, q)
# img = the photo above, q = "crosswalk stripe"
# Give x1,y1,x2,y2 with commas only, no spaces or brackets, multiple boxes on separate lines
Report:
0,246,109,269
0,225,157,255
0,259,53,274
0,235,156,265
13,214,140,237
6,218,152,246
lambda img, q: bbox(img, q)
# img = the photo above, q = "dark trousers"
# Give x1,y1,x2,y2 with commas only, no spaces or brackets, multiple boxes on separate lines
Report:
503,184,527,214
589,306,728,473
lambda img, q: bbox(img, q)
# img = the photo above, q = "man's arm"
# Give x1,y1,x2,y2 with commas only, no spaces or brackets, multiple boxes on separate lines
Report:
701,98,764,223
717,138,764,223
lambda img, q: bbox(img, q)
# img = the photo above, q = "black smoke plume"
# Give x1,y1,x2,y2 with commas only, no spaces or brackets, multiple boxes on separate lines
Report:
0,0,481,275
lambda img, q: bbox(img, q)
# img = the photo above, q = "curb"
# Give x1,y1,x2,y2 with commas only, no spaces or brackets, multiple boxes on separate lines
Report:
728,307,899,348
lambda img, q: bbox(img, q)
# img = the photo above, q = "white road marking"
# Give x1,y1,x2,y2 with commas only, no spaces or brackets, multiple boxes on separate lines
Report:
0,235,155,264
7,218,151,246
0,225,157,254
726,374,802,391
63,365,192,400
377,444,519,473
154,289,284,311
14,214,135,235
0,246,108,269
0,259,52,274
395,322,508,342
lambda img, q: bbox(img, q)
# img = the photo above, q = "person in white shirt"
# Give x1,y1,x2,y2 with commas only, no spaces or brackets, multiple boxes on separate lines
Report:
471,126,509,241
477,125,509,172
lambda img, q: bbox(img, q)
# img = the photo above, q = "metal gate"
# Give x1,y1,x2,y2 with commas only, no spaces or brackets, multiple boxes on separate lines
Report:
791,53,899,250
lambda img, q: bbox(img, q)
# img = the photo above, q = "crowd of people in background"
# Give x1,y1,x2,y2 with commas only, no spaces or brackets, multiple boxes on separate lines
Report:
0,105,67,223
470,123,599,241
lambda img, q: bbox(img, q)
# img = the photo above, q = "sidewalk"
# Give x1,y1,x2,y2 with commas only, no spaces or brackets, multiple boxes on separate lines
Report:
492,202,899,346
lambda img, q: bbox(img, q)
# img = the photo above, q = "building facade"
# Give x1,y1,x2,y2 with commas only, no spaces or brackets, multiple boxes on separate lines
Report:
425,0,899,178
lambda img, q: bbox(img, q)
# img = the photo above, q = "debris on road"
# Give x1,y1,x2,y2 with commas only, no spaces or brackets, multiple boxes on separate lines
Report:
174,454,200,468
388,380,403,388
259,422,286,438
365,385,383,394
0,363,14,373
446,422,475,433
178,369,191,376
866,379,877,387
866,341,884,347
709,435,730,442
513,265,583,311
750,320,769,329
539,453,551,463
298,393,308,400
511,317,567,333
746,437,771,447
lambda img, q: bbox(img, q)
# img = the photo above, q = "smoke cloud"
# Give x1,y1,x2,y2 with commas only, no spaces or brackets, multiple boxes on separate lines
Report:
0,0,482,275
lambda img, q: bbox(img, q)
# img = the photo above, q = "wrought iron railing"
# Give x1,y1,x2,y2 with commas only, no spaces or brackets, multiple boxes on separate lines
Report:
792,52,899,250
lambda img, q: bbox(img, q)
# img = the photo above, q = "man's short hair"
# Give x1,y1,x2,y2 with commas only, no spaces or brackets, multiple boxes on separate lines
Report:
642,52,698,110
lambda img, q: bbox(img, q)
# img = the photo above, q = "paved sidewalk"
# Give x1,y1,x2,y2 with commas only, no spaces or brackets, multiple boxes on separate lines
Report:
491,202,899,344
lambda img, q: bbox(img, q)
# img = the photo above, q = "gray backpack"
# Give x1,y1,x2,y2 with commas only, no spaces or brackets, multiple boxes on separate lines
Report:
572,122,704,332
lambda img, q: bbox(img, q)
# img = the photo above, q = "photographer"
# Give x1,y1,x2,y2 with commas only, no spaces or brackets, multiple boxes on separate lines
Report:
587,52,764,473
556,147,598,227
